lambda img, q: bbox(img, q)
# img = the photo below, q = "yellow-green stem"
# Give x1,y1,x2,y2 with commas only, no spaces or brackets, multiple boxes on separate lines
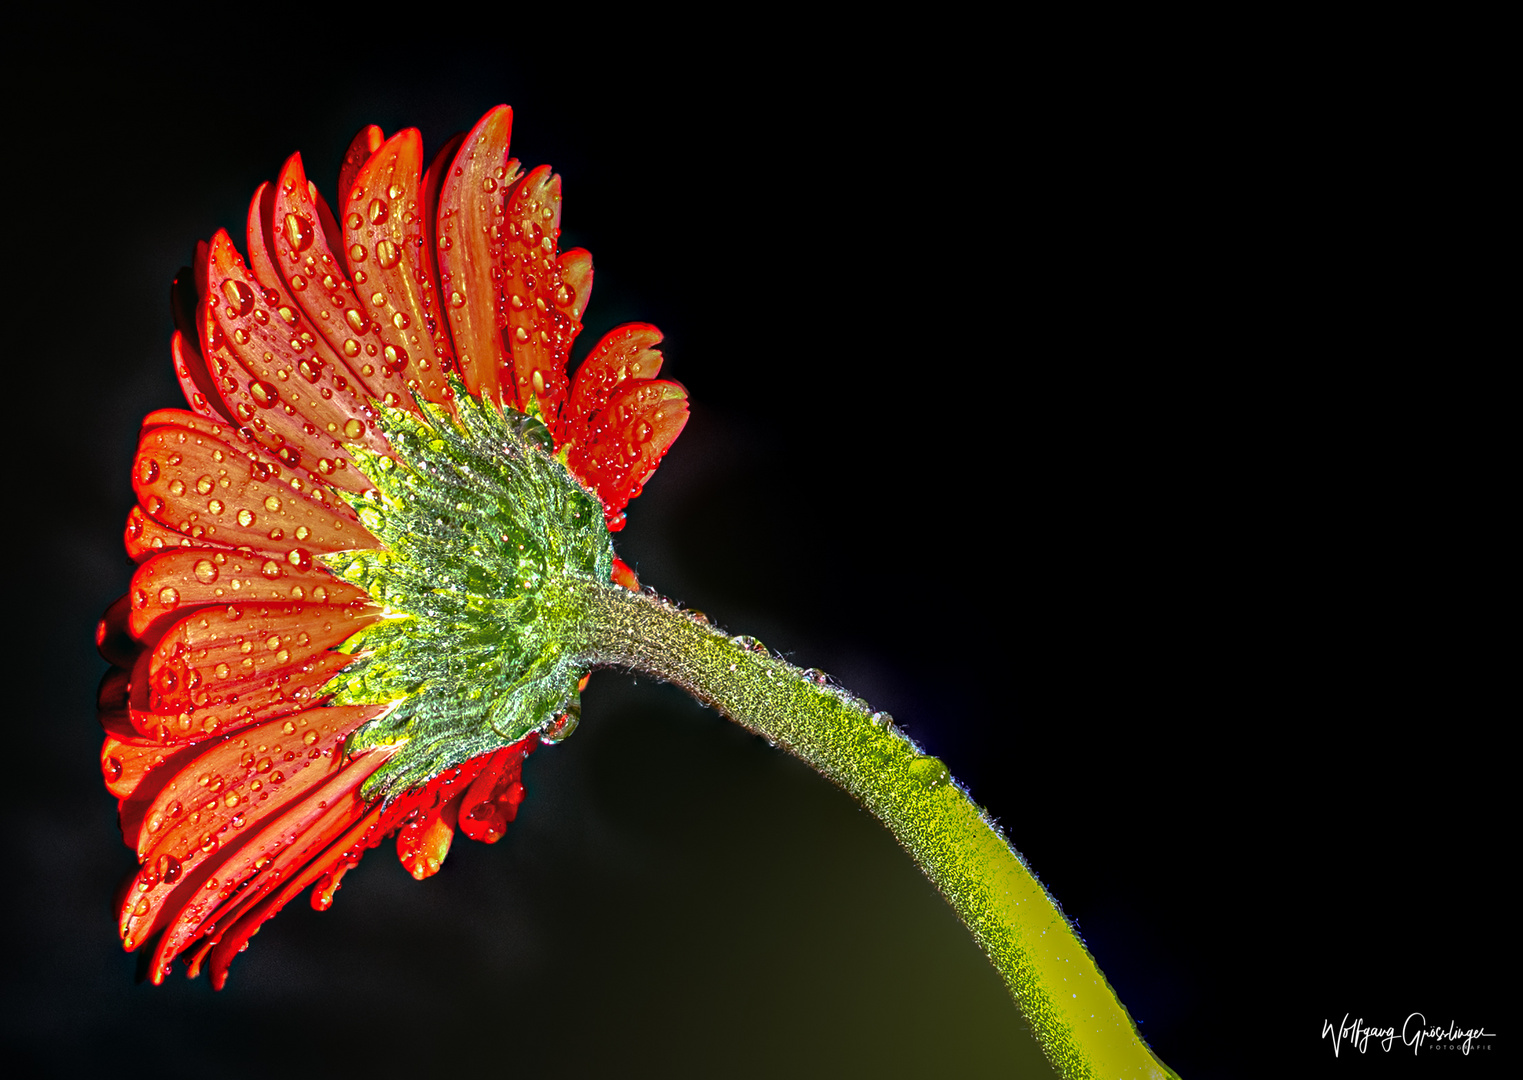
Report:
567,579,1178,1080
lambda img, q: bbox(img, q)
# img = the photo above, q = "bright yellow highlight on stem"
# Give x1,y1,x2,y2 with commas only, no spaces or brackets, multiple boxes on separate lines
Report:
568,581,1180,1080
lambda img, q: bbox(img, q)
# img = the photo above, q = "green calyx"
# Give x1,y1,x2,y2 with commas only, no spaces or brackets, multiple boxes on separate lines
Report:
321,386,613,800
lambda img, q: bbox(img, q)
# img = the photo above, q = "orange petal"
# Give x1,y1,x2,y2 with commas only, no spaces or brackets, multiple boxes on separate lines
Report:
558,323,665,446
120,707,380,956
267,152,422,416
125,505,213,562
565,379,690,530
610,557,640,592
130,602,375,738
148,747,388,982
97,595,137,666
133,420,376,558
395,799,456,880
456,741,534,844
437,106,522,404
127,549,370,640
202,230,385,493
337,125,384,221
100,707,204,806
499,164,582,418
342,129,456,404
557,247,593,322
188,751,392,984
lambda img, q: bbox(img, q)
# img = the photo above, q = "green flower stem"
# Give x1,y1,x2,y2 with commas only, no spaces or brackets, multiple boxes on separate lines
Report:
565,577,1179,1080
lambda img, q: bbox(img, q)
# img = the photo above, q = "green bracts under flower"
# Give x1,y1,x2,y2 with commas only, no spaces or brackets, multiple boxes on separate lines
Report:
323,389,612,799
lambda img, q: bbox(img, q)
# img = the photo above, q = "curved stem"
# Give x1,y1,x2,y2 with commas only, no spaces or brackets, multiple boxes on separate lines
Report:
565,579,1178,1080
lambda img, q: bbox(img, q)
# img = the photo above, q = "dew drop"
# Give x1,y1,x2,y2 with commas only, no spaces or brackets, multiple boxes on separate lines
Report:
376,239,400,269
283,213,314,252
194,559,218,584
261,559,282,579
343,418,365,440
349,244,367,264
907,755,950,789
288,548,314,571
368,197,389,225
221,279,255,316
137,458,160,484
207,499,224,515
391,311,410,330
236,508,254,527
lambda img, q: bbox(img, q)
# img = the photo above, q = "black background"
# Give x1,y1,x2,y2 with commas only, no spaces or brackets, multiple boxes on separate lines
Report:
6,16,1504,1080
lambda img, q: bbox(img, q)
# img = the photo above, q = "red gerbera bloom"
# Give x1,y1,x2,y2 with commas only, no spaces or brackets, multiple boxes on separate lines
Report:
97,106,688,987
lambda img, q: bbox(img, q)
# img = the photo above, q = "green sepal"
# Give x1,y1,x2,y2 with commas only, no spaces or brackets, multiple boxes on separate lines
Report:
322,386,612,800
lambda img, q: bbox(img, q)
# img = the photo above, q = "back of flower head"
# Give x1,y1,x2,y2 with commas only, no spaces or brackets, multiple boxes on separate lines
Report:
98,105,687,987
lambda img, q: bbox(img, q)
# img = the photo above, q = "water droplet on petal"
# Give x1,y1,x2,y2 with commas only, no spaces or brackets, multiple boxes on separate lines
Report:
194,559,218,584
283,213,314,252
221,279,255,316
376,239,400,269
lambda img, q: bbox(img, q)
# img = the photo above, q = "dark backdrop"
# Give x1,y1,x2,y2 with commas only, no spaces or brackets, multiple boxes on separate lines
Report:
7,17,1503,1080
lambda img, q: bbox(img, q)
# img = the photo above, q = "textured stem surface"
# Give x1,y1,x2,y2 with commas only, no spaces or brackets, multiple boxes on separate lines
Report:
567,579,1178,1080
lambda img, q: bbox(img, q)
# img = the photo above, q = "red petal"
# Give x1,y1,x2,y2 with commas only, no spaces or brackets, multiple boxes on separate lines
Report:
564,379,690,529
499,165,582,419
125,505,210,562
100,706,205,806
192,752,392,985
455,741,534,844
395,798,456,880
557,247,593,322
267,152,422,416
436,105,520,404
126,549,370,640
97,595,137,667
558,323,665,446
121,708,382,960
337,125,384,220
148,747,389,982
130,602,374,739
610,557,640,592
170,271,228,422
201,230,386,493
342,129,457,405
133,420,377,558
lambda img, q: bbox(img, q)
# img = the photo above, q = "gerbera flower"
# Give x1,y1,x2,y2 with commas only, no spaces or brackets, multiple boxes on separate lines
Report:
97,105,688,987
